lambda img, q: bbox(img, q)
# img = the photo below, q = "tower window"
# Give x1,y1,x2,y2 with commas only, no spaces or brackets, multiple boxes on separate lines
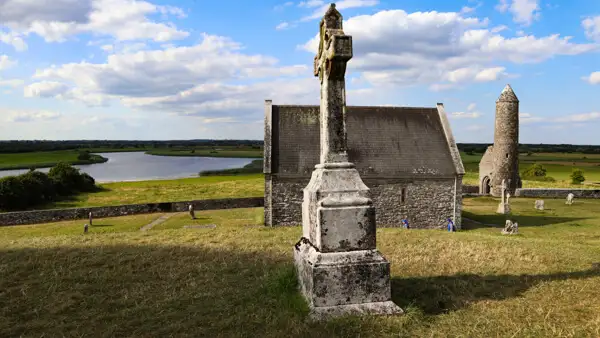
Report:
506,153,509,159
401,188,407,203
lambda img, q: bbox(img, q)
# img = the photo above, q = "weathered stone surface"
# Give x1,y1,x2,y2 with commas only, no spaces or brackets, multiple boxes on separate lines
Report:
294,3,401,320
263,102,465,229
294,239,403,319
0,197,263,226
479,84,522,196
514,189,600,198
266,176,462,229
534,200,545,210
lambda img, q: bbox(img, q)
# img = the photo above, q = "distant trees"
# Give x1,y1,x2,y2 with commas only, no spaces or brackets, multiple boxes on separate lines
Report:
0,163,98,211
570,169,586,185
521,164,556,182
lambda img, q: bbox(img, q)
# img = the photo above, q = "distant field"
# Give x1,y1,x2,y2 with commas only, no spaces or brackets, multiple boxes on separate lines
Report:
0,150,107,171
460,151,600,188
146,148,262,158
47,174,264,209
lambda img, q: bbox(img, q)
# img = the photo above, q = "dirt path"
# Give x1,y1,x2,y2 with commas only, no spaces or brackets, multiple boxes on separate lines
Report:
140,213,178,231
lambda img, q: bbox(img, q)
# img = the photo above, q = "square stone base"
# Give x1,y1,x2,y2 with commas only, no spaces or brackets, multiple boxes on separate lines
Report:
293,239,403,320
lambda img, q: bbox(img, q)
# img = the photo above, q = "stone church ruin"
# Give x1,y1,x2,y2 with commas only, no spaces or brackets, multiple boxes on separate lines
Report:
479,84,522,196
263,103,465,229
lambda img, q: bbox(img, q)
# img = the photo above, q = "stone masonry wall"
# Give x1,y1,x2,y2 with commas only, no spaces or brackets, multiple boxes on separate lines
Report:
515,188,600,198
0,197,264,226
267,176,460,229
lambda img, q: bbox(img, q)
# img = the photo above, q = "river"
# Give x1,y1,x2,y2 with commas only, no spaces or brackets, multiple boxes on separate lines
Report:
0,152,256,183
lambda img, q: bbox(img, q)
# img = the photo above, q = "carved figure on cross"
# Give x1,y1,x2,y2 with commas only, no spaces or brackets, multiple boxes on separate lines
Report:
312,3,353,164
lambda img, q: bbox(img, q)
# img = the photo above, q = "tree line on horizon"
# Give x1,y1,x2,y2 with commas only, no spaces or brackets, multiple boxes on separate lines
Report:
1,140,600,155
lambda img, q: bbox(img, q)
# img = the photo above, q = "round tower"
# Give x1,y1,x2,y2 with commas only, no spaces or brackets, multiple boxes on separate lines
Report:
490,84,521,197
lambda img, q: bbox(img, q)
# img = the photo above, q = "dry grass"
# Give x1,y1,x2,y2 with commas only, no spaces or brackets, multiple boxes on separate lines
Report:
1,199,599,337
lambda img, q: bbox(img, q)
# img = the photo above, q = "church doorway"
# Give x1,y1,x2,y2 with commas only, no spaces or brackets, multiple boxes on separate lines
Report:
481,176,491,195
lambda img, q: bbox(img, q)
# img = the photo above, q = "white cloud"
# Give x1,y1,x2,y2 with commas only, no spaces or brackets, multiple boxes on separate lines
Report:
24,81,70,97
0,31,27,51
496,0,540,26
452,111,481,119
274,1,294,10
301,0,379,21
554,112,600,123
3,109,62,123
0,0,189,43
299,0,324,8
26,33,314,121
582,16,600,41
0,78,24,88
520,112,544,124
276,22,290,30
582,71,600,85
300,9,597,90
0,55,16,71
451,102,482,119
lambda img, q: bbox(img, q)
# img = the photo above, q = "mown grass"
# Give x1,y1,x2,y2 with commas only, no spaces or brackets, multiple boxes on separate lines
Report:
47,174,264,209
0,150,108,170
1,199,599,337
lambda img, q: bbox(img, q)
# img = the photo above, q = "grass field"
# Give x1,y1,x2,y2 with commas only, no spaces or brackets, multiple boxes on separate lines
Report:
0,150,108,170
146,148,262,158
1,197,599,337
461,151,600,188
48,174,264,209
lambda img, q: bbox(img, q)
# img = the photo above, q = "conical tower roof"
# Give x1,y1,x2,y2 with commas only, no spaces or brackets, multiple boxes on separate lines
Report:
497,84,519,102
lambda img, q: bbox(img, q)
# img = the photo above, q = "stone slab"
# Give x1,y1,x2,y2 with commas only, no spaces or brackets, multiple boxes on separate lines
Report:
293,239,402,318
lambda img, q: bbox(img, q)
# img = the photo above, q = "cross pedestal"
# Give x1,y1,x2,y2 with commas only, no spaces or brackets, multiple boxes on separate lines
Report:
293,3,402,320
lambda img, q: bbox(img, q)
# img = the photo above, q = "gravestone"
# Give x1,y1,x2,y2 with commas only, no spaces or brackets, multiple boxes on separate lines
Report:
501,220,518,235
534,200,544,210
189,204,196,219
496,179,510,214
84,223,89,233
566,193,574,205
293,3,402,320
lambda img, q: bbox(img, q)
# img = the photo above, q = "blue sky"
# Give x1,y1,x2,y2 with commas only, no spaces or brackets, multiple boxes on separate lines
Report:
0,0,599,143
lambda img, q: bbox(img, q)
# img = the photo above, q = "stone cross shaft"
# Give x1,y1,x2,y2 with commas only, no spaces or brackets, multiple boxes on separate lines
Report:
313,4,353,164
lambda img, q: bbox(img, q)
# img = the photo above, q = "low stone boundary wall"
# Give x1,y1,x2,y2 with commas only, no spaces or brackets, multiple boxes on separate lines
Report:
515,188,600,198
462,185,479,194
0,197,264,226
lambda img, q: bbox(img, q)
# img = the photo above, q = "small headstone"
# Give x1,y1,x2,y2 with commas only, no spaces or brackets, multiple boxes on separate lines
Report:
89,212,93,226
447,218,456,232
188,204,196,219
534,200,544,210
183,224,216,229
84,223,89,233
501,220,518,235
566,193,574,205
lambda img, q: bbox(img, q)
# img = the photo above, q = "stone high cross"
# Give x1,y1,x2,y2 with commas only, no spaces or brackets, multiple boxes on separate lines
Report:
293,3,402,320
313,3,353,164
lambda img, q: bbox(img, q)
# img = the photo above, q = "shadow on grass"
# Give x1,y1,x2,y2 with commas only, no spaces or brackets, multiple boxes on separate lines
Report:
0,245,373,338
90,224,113,227
461,210,589,230
391,267,600,315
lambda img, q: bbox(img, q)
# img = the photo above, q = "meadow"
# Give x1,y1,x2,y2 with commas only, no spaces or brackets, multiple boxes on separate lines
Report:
461,151,600,187
48,174,264,209
0,150,108,170
146,147,262,158
1,197,598,337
